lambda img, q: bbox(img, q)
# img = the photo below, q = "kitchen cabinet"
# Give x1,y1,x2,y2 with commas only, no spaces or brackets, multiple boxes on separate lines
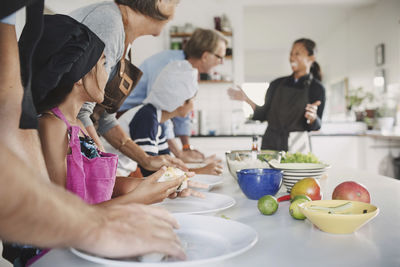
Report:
310,135,366,170
310,133,400,179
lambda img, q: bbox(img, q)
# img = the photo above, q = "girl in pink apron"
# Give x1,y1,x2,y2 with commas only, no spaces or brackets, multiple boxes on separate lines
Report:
4,14,117,267
30,15,118,204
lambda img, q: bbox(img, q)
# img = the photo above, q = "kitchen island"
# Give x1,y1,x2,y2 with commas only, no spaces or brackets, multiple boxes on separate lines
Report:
32,160,400,267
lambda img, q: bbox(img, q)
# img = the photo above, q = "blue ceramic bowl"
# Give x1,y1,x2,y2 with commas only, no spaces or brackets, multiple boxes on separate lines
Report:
236,168,283,200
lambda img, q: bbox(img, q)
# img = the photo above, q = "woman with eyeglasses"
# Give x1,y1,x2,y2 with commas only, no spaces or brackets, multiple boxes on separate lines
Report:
228,38,326,152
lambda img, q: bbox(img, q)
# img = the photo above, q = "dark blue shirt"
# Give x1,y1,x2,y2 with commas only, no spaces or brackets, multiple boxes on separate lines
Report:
129,104,170,176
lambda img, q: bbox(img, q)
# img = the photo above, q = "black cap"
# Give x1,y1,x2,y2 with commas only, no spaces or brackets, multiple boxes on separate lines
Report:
24,14,105,108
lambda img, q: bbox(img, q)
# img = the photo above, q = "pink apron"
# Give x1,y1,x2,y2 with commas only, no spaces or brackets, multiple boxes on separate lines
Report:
51,107,118,204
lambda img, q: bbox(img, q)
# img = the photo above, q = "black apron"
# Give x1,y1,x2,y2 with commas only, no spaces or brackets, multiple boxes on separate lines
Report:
261,77,311,151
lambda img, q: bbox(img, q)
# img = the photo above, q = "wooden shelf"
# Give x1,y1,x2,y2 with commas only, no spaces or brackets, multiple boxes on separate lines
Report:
170,31,232,38
199,80,233,84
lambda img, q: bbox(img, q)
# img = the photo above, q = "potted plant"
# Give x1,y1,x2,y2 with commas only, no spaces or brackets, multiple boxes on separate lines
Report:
346,87,375,121
376,103,395,133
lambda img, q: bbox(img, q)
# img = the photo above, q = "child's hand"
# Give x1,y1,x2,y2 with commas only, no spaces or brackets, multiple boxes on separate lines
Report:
128,167,184,204
168,179,208,199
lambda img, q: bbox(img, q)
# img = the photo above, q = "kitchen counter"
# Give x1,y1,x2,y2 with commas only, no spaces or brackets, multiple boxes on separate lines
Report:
365,130,400,140
32,164,400,267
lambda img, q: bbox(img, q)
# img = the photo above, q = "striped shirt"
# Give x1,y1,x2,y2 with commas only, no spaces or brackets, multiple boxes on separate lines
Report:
129,104,170,176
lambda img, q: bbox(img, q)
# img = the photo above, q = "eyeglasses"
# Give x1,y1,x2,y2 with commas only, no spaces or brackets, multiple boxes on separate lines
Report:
210,52,224,62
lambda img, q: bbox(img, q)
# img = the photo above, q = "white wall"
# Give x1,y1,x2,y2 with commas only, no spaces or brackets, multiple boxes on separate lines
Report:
243,4,356,82
320,0,400,91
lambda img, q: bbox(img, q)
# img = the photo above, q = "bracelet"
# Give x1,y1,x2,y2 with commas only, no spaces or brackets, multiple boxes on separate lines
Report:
118,137,132,150
182,144,193,151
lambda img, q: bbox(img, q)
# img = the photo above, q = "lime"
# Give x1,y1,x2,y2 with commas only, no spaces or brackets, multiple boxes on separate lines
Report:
258,195,278,215
289,199,309,220
291,194,312,203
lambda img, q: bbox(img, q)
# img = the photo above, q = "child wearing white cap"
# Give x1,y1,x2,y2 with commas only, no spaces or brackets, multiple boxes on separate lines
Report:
117,60,198,176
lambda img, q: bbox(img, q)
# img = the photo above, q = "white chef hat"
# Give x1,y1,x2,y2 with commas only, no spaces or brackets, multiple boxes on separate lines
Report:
143,60,198,112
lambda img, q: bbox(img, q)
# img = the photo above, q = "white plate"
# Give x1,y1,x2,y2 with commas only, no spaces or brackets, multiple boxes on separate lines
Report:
154,192,235,215
190,174,223,190
268,160,330,171
282,180,297,185
283,175,323,180
283,170,326,176
70,214,258,266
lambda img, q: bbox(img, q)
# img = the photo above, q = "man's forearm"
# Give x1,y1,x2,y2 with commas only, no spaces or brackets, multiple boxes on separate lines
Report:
178,135,190,146
0,24,24,135
0,142,98,248
168,139,182,158
103,124,149,167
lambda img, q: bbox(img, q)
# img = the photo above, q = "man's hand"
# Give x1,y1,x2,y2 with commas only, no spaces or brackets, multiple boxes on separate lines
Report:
77,204,185,260
179,149,205,163
305,100,321,124
190,158,223,176
143,154,188,172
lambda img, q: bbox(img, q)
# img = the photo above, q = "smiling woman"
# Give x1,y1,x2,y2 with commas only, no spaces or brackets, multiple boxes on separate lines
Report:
228,38,326,152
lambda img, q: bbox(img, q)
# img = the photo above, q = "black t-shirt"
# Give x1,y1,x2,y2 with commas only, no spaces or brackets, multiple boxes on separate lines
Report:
253,74,326,131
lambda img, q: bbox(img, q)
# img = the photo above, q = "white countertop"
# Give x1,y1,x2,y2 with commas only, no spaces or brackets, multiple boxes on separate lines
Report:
32,166,400,267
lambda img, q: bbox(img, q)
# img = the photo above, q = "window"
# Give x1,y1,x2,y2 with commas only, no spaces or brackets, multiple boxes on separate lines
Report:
241,82,269,118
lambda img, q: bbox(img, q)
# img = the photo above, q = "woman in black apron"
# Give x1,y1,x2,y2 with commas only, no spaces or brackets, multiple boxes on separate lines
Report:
228,38,326,151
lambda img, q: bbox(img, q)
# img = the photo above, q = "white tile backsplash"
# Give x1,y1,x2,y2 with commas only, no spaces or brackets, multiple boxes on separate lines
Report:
193,82,262,135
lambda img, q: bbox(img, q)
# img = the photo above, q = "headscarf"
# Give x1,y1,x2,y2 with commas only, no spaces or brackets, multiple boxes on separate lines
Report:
20,14,105,111
143,60,198,112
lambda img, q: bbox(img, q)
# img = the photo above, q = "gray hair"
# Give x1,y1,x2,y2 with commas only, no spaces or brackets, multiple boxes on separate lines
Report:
184,28,228,59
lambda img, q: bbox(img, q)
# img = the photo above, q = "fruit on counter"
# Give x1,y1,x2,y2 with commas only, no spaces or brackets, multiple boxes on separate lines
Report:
258,195,279,215
281,152,320,163
289,198,310,220
332,181,371,203
291,194,312,203
290,178,322,201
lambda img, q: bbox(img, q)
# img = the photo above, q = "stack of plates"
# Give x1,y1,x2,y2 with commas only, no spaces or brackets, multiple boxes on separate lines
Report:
268,160,330,192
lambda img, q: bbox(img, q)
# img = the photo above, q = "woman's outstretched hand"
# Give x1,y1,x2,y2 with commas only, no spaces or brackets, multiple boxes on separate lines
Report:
227,85,256,110
227,85,247,101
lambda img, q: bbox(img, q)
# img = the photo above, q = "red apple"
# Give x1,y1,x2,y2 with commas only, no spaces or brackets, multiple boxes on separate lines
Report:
290,177,322,201
332,181,370,203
